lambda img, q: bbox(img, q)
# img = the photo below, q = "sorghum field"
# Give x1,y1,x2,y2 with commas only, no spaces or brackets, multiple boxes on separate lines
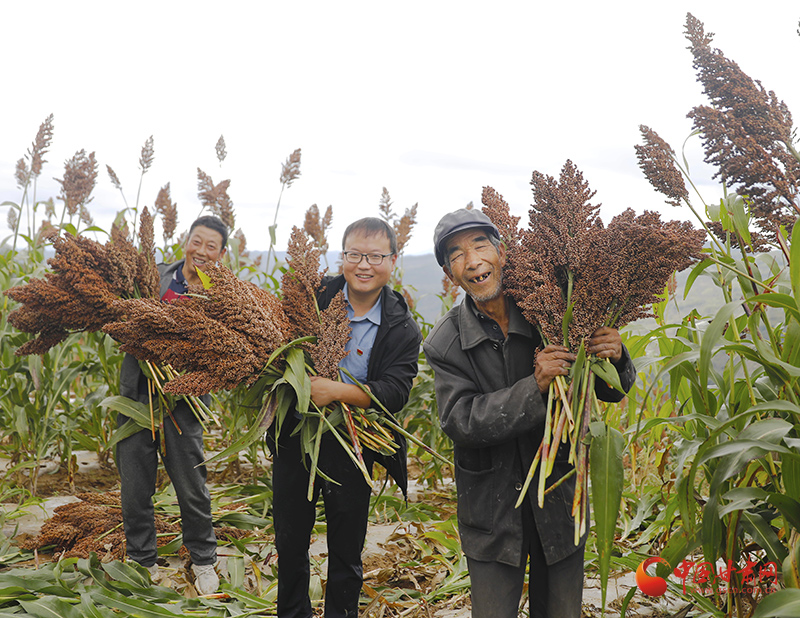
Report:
2,14,800,618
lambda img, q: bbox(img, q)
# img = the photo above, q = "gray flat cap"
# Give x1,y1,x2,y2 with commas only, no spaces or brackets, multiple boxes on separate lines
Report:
433,208,500,266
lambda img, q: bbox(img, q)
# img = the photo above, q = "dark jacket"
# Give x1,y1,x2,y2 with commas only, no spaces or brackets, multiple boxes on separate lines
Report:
423,296,635,566
315,275,422,495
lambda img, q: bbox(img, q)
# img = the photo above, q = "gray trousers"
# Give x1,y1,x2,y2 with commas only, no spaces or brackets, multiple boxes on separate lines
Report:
466,500,584,618
116,402,217,567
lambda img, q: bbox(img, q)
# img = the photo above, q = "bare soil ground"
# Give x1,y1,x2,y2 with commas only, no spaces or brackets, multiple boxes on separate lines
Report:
1,457,682,617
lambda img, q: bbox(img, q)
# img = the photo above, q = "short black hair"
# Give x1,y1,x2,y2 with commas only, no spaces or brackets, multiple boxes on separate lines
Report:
189,215,228,248
342,217,397,255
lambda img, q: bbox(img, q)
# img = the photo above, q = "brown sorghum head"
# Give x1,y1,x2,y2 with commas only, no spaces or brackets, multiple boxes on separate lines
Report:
29,114,54,179
216,135,227,164
304,204,334,254
139,136,154,173
15,158,29,189
155,183,178,242
107,165,122,191
379,187,393,221
281,226,325,341
685,13,800,237
635,125,689,208
310,291,351,380
57,150,98,217
5,233,128,354
197,168,235,230
104,264,292,395
486,160,705,349
394,203,418,254
280,148,302,187
136,206,160,299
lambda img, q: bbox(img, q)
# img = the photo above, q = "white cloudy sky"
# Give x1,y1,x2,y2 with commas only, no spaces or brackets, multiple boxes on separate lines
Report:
1,1,798,255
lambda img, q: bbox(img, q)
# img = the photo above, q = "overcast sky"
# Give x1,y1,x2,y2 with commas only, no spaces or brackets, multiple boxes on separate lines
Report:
1,1,798,256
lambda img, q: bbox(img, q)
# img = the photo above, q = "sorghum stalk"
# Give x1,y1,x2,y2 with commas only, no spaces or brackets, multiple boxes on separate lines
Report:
515,441,544,509
307,412,326,501
319,411,371,483
341,403,366,471
537,398,554,508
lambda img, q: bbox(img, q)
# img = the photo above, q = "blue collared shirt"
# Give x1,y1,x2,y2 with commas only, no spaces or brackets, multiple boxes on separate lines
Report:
339,284,382,384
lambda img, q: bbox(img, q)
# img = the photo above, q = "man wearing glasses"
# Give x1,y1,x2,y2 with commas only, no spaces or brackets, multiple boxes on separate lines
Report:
270,217,422,618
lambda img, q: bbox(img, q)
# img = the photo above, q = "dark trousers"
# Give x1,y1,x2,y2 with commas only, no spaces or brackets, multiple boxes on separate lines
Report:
272,426,373,618
467,501,584,618
116,402,217,567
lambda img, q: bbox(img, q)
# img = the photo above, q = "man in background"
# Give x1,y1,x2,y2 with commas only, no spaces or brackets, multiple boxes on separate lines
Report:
117,215,227,595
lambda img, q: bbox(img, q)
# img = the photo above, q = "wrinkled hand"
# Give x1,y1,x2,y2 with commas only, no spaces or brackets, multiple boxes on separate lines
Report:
534,344,576,393
586,327,622,362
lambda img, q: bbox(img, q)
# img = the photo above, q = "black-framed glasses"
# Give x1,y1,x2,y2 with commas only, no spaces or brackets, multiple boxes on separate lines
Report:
342,251,395,265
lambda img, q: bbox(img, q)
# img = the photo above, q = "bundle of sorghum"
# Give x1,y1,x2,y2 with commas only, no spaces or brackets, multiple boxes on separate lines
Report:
483,160,706,349
104,263,293,396
102,227,416,492
4,207,160,355
482,159,705,541
101,226,350,395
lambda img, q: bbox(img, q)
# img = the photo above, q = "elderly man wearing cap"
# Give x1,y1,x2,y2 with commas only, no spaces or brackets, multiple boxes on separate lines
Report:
423,209,635,618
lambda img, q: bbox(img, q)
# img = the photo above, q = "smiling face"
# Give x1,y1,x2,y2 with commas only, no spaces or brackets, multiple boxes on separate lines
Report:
444,228,506,303
182,225,226,285
342,229,397,309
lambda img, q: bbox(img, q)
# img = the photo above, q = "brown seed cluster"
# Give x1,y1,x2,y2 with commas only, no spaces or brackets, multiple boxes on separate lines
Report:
311,291,350,380
105,263,293,396
635,125,690,208
18,490,247,560
685,13,800,237
6,207,18,232
154,182,178,242
215,134,227,164
29,114,55,180
139,135,155,173
56,149,98,217
197,168,235,230
4,227,161,356
107,164,123,191
394,203,418,254
36,219,58,243
233,228,248,254
378,187,393,221
15,158,28,189
281,226,325,342
103,228,351,395
481,186,522,248
137,206,160,299
303,204,333,253
483,160,706,350
603,209,705,326
441,274,461,305
17,491,154,560
280,148,302,187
